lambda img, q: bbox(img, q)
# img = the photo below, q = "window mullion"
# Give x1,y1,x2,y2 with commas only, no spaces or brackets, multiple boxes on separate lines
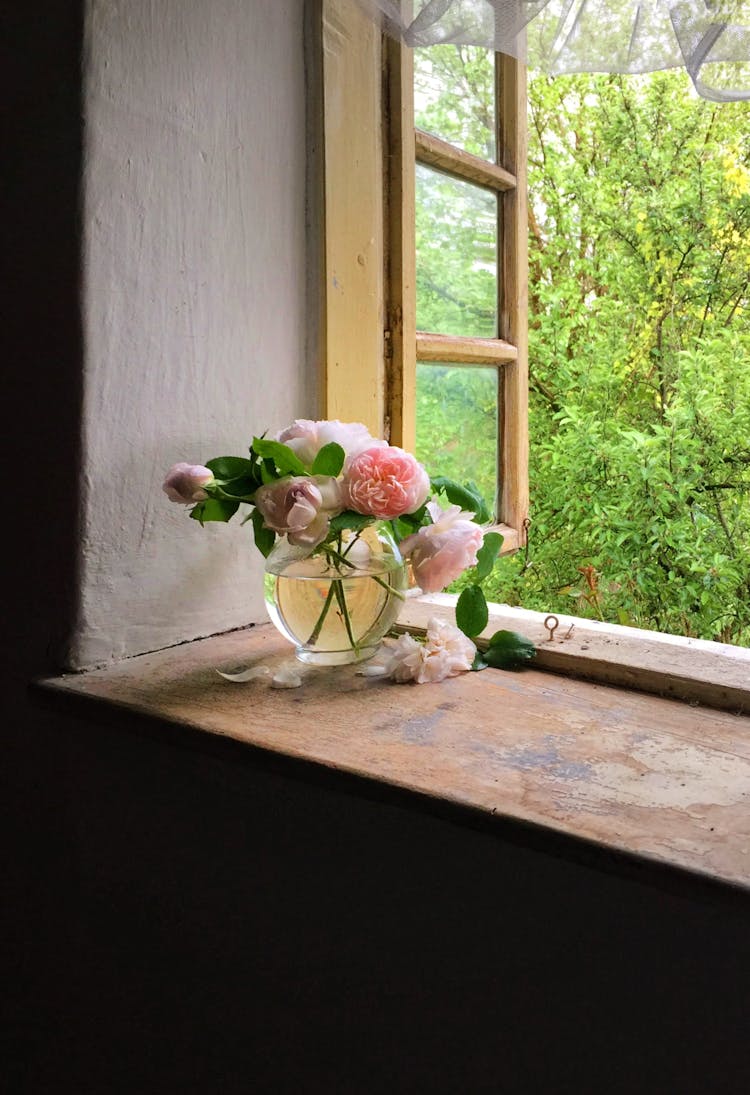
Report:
496,52,529,535
384,33,417,451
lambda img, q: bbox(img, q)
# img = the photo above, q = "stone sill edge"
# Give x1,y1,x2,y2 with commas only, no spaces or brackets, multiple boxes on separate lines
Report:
398,594,750,715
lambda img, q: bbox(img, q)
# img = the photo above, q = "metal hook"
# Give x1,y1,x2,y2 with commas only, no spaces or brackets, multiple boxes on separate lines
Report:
543,614,559,642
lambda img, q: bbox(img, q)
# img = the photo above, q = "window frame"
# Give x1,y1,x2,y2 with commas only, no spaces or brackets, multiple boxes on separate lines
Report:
317,0,528,553
313,0,750,709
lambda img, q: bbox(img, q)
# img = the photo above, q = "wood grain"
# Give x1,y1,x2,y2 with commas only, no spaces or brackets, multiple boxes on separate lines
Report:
415,129,517,192
400,594,750,713
497,53,529,535
384,32,417,450
416,331,517,364
322,0,385,433
37,624,750,894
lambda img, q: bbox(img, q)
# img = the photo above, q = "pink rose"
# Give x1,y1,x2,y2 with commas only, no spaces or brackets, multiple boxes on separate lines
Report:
342,445,430,520
254,475,342,548
276,419,384,467
162,463,214,504
375,619,475,683
400,503,484,592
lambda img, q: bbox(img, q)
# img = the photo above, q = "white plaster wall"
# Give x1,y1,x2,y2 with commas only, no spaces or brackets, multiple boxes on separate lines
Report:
75,0,312,668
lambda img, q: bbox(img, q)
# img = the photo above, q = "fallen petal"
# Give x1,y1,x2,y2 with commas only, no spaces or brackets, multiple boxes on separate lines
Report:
271,667,303,688
357,664,391,678
217,664,271,683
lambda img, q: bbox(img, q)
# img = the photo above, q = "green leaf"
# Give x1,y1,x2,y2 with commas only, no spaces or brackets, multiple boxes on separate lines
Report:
455,584,489,638
471,651,489,672
311,442,345,477
250,507,276,557
389,506,428,542
212,475,259,501
483,630,536,670
251,438,307,477
430,476,490,523
189,499,239,525
206,456,255,481
260,459,277,485
329,510,376,533
474,531,504,581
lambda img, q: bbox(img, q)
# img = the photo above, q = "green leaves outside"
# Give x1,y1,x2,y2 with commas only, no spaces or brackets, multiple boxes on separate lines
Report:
413,52,750,645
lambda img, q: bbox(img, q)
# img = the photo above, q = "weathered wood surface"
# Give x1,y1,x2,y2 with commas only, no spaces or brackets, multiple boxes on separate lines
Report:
400,594,750,714
497,53,529,537
415,128,517,192
415,331,517,364
38,624,750,893
321,0,385,433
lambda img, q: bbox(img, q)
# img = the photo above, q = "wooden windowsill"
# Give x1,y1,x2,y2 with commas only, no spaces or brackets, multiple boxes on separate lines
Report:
399,594,750,715
33,621,750,904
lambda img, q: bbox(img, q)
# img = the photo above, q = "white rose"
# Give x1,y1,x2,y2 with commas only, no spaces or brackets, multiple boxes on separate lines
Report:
276,419,385,467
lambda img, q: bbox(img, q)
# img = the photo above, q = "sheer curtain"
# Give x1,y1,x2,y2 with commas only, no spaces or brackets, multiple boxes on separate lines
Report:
356,1,750,100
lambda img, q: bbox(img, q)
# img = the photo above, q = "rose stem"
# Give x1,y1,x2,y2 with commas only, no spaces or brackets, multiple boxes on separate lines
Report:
341,531,362,558
370,574,406,601
306,581,336,646
332,578,357,650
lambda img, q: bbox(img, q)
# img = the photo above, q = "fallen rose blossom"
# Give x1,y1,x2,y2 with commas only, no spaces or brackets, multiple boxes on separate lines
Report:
423,617,477,673
366,619,476,684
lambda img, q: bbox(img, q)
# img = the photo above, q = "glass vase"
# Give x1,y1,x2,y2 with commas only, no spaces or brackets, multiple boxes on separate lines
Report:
264,523,407,665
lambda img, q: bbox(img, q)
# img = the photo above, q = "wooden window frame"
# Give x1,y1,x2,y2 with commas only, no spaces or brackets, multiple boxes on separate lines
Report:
316,0,528,554
312,2,748,708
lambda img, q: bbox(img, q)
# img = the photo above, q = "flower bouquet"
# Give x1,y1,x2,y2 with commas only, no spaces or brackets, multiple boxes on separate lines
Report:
164,419,534,679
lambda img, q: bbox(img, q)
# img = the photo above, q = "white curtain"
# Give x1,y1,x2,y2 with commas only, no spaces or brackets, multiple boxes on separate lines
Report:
356,1,750,100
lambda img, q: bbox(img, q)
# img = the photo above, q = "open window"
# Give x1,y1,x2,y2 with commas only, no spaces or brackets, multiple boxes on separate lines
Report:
316,0,528,553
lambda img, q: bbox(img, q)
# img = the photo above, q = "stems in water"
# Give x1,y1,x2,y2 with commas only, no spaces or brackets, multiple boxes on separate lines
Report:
306,581,336,646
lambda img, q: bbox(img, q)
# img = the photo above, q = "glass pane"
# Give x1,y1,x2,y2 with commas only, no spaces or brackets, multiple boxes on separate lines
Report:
416,363,498,512
414,45,496,162
416,165,497,338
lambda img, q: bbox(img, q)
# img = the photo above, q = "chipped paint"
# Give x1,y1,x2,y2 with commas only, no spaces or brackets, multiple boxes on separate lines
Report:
500,739,594,782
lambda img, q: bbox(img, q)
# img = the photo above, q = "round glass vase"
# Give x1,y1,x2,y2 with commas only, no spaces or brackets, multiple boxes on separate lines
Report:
263,523,408,666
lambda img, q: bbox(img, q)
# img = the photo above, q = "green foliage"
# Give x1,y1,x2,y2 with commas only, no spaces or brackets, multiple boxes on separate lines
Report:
414,47,750,646
481,631,537,670
252,438,307,477
329,511,375,533
311,442,345,477
190,499,240,524
250,507,275,557
474,531,504,581
430,476,491,523
416,365,497,506
456,584,489,638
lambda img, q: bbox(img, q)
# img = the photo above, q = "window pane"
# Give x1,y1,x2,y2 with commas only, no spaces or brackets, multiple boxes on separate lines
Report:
416,165,497,338
414,45,495,161
416,363,498,511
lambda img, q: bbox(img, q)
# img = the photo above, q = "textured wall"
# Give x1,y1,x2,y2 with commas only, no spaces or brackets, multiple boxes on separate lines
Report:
74,0,311,667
